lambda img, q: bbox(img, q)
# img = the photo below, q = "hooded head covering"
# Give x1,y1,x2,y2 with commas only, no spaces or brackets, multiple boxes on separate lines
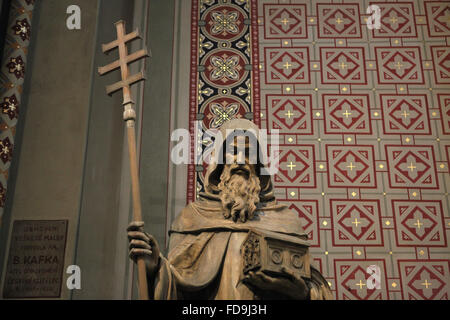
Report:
170,118,307,238
202,119,275,203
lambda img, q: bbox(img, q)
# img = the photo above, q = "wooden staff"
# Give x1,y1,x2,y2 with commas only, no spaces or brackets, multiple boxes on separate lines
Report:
98,20,150,300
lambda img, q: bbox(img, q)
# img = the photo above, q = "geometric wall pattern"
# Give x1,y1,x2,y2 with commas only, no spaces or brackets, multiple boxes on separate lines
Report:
188,0,450,300
0,0,36,224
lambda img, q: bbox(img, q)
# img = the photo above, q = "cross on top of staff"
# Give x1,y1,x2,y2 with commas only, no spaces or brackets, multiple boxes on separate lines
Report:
98,20,149,103
97,20,150,300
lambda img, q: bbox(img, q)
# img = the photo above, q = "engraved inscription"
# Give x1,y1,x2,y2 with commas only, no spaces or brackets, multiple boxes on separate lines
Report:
3,220,68,299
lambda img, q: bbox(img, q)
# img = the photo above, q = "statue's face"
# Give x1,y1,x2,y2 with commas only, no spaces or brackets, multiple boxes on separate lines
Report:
218,135,262,223
223,136,258,180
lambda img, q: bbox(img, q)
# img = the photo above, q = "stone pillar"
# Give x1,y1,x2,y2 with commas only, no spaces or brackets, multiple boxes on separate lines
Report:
0,0,137,300
0,0,178,300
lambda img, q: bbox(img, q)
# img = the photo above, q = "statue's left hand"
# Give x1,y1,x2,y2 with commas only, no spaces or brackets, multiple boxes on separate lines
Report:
243,267,309,300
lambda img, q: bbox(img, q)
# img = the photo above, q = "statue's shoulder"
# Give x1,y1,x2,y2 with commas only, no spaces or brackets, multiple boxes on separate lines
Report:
170,198,223,233
260,200,297,219
256,200,307,237
180,198,221,216
171,202,196,226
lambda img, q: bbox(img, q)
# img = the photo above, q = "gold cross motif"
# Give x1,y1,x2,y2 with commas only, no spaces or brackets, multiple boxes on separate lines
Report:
390,16,398,24
395,61,404,70
401,111,410,118
346,162,356,171
352,218,361,228
281,18,290,26
339,62,348,70
336,17,344,25
421,279,431,289
285,110,294,119
414,219,423,229
284,61,292,70
287,161,297,171
342,109,352,118
356,280,366,290
407,162,417,172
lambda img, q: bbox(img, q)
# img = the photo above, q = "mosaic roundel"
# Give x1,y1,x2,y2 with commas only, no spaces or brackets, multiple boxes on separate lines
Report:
200,95,250,130
201,48,249,88
201,4,248,42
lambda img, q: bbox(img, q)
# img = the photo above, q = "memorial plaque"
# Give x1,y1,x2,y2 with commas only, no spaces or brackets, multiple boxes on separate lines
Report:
3,220,68,299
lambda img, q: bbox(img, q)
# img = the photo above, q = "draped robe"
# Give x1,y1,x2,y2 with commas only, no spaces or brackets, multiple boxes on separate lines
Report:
152,194,332,300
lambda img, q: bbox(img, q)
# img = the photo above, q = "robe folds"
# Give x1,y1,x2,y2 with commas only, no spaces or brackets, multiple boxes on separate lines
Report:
152,194,333,300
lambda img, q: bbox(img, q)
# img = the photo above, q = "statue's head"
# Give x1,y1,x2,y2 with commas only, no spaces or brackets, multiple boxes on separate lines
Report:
203,119,274,223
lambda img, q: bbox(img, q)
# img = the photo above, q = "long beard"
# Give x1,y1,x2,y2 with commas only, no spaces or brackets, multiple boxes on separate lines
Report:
218,165,261,223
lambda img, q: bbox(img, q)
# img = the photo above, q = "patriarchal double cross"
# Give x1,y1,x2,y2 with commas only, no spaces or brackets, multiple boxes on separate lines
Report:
98,20,150,300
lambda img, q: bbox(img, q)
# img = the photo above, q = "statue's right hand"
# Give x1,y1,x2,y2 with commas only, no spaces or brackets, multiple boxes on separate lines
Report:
127,221,161,277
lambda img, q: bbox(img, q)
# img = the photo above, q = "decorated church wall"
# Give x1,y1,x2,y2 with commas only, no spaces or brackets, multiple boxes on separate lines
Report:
0,0,448,300
184,0,450,300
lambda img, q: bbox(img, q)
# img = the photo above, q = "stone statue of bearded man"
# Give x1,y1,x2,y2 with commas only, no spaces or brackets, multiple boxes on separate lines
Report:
128,119,332,300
